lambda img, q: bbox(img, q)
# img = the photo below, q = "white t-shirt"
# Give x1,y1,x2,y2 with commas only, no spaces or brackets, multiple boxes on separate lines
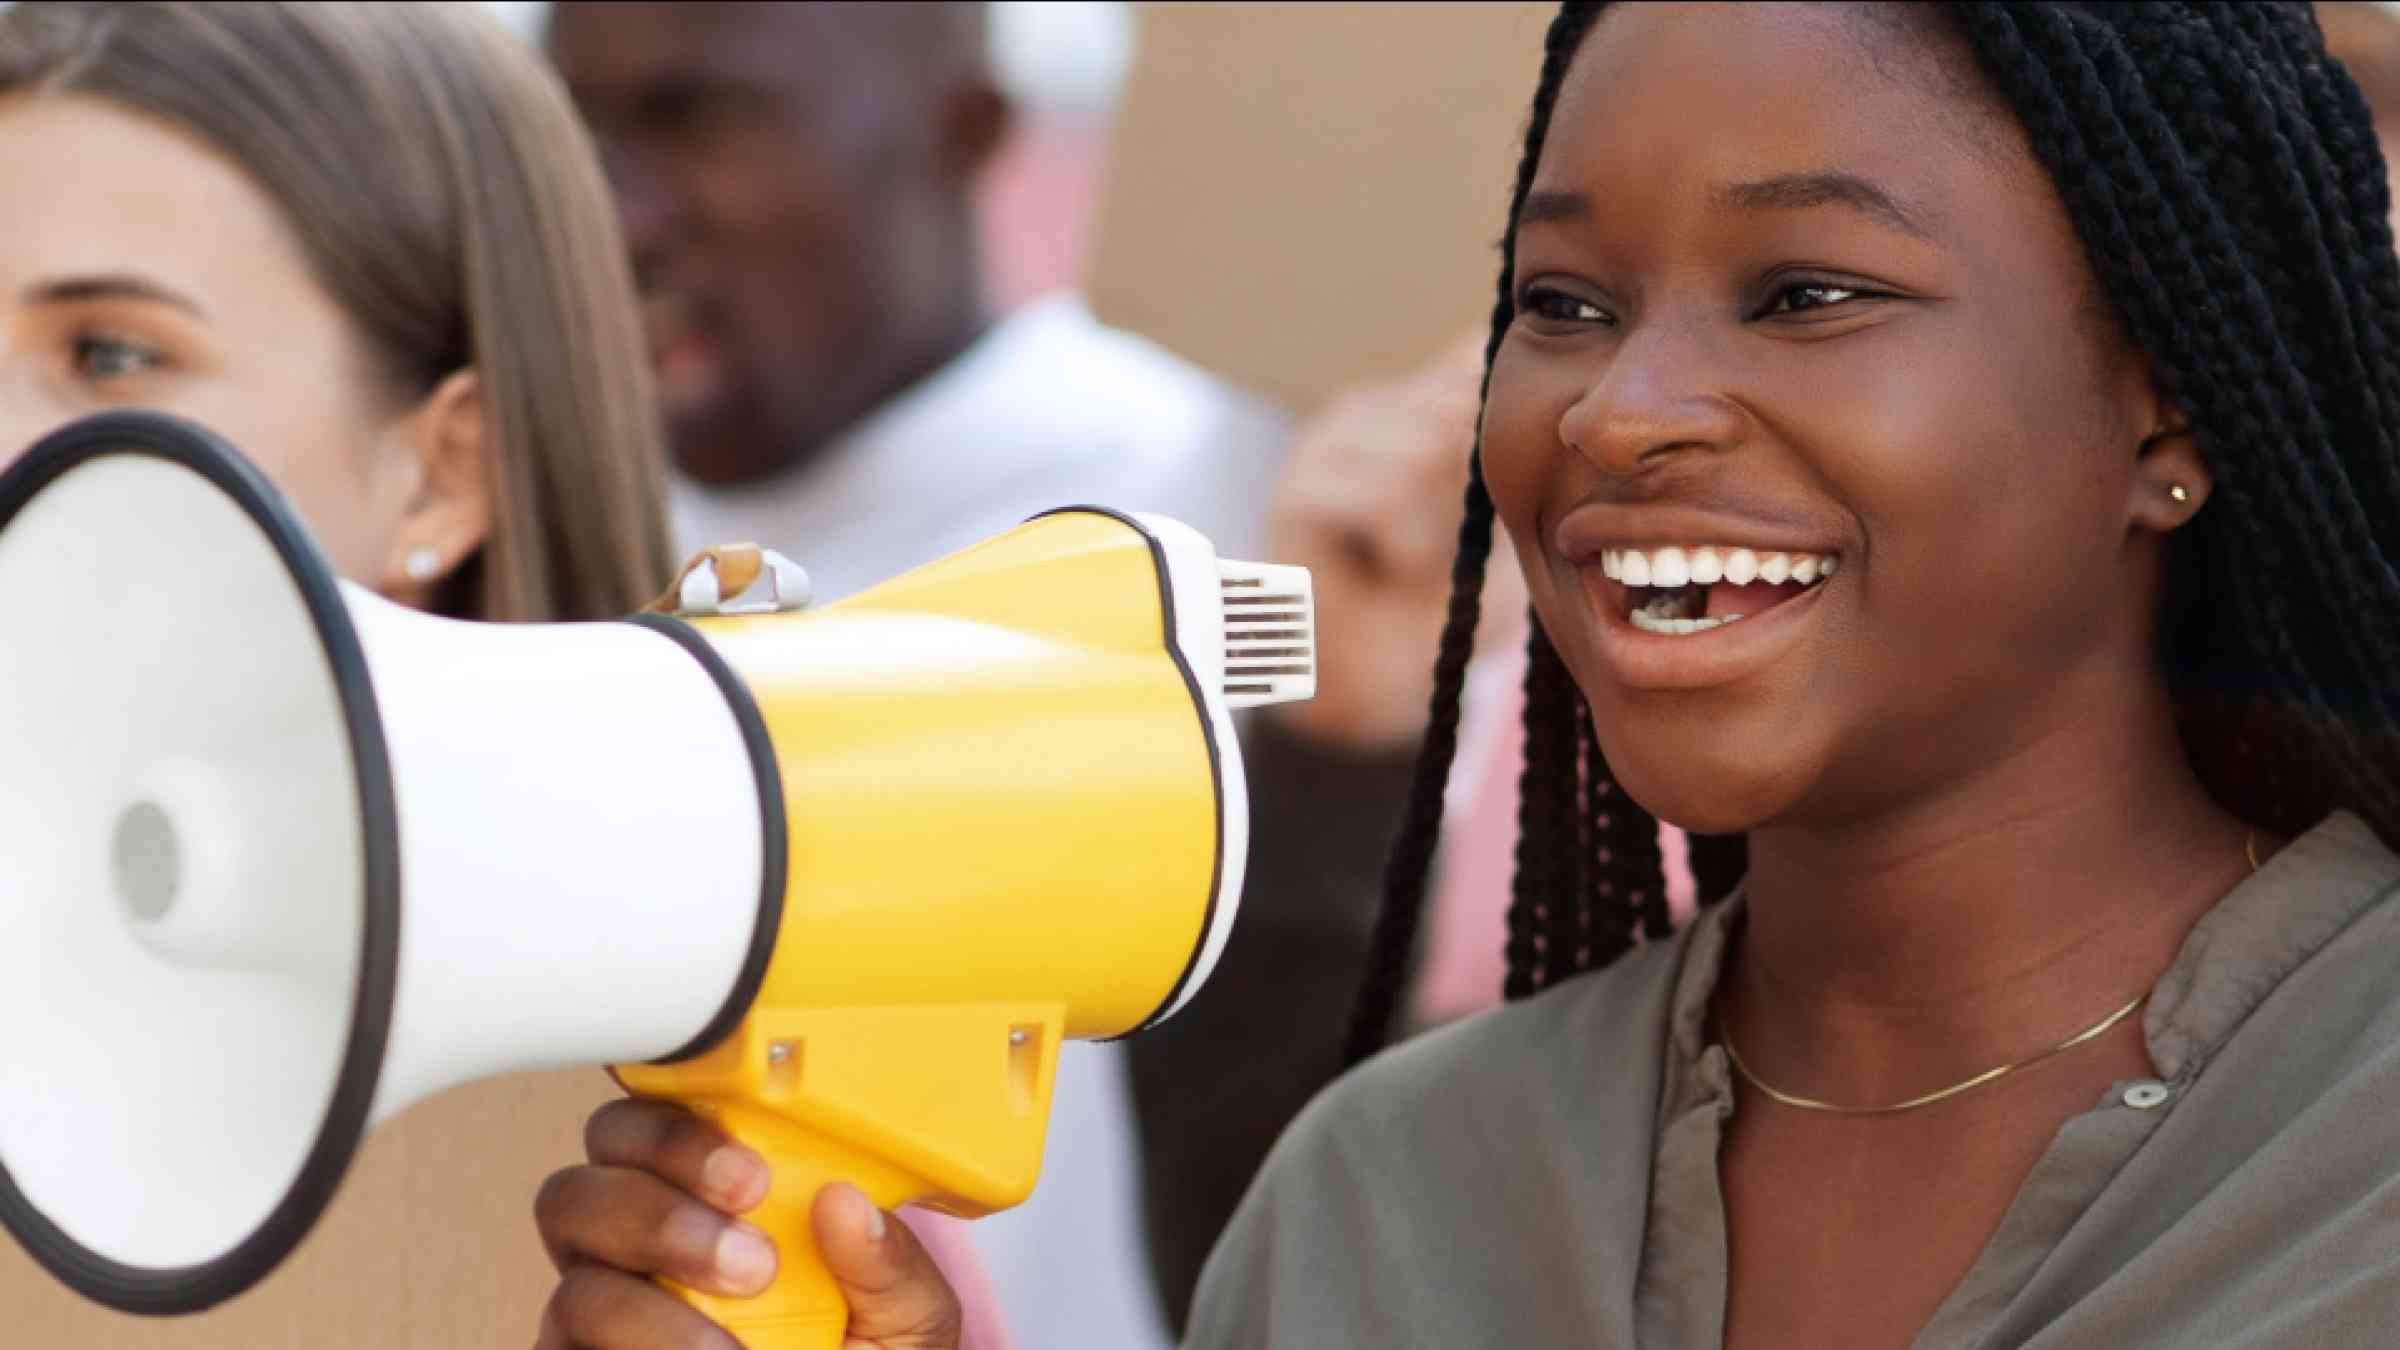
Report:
672,293,1284,595
670,293,1289,1350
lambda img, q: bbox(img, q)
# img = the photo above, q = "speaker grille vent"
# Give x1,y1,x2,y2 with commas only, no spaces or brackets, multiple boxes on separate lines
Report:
1216,560,1316,709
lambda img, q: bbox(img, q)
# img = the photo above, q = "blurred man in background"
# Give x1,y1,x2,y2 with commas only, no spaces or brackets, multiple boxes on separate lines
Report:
548,4,1284,1348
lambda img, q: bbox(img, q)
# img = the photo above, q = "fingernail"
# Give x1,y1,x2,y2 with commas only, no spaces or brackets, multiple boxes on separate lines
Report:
829,1182,884,1242
701,1145,763,1206
715,1222,776,1293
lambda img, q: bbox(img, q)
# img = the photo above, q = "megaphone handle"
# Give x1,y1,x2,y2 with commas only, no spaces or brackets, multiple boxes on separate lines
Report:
663,1099,924,1350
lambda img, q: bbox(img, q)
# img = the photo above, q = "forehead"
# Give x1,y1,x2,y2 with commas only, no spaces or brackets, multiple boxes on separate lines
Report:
549,2,872,98
0,93,316,314
1538,2,2032,239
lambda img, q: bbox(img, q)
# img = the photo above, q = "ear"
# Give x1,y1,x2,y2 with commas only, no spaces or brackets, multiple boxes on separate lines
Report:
374,368,493,609
2127,404,2211,537
934,77,1013,184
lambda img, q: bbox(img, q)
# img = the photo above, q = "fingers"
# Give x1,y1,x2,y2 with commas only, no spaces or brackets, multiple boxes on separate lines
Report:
534,1163,779,1297
537,1261,745,1350
584,1097,771,1214
529,1100,776,1350
1272,366,1486,583
815,1185,963,1350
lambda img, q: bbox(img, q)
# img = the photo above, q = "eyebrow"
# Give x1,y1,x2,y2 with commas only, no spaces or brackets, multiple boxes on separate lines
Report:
1517,172,1935,242
23,273,209,318
1519,189,1591,226
1711,171,1933,240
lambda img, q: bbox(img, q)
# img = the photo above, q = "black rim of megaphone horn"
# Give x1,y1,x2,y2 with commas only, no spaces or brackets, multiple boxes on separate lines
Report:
1027,505,1227,1040
0,411,403,1316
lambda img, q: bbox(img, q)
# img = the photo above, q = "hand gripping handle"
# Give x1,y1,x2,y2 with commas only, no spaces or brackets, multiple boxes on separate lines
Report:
612,1005,1065,1349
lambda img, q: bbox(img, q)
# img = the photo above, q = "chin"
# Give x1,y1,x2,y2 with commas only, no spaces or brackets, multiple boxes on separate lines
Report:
1593,716,1821,837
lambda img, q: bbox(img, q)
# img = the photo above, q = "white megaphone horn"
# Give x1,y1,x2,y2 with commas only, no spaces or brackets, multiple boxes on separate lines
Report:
0,411,1316,1348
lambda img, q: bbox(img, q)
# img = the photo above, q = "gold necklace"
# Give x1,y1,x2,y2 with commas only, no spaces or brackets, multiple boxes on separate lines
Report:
1721,993,2147,1115
1717,828,2260,1117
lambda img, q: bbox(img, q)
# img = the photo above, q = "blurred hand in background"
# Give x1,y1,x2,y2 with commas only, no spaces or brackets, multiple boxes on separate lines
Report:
1269,329,1528,753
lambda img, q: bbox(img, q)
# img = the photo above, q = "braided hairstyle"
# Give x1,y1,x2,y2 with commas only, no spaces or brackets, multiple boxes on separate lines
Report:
1345,0,2400,1063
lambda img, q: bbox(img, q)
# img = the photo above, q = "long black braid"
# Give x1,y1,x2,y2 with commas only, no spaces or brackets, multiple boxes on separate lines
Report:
1346,0,2400,1064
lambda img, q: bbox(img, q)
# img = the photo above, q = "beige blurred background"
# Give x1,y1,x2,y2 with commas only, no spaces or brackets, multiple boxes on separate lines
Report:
3,3,1550,1347
1091,2,1551,411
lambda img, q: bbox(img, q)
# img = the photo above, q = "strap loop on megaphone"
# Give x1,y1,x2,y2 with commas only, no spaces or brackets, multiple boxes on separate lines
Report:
648,544,812,618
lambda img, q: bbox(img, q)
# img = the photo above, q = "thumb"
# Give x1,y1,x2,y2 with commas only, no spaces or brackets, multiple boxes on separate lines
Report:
814,1184,964,1350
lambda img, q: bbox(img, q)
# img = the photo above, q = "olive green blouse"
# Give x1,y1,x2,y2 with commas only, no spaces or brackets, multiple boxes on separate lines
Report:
1186,812,2400,1348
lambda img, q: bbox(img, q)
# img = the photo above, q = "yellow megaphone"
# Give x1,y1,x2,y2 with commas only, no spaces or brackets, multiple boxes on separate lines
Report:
0,411,1315,1349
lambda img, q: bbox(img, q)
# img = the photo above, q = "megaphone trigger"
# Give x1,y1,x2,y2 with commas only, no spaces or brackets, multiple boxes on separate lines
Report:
616,1003,1068,1346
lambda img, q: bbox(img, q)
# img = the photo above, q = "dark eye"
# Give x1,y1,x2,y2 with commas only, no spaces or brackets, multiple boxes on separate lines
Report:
1521,284,1612,326
1759,282,1869,317
73,333,165,380
634,75,754,141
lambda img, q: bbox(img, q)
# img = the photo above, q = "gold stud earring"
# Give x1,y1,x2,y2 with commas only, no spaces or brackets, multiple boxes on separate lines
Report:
2168,484,2191,504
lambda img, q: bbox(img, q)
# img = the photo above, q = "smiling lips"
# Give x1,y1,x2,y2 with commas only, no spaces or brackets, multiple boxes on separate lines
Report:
1601,544,1838,635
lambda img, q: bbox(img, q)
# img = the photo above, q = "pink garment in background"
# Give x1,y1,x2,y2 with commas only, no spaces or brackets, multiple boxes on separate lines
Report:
1411,647,1698,1028
898,1210,1015,1350
975,112,1107,311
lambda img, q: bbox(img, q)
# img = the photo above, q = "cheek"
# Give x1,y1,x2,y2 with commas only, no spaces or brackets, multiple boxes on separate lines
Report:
148,377,397,583
1765,305,2119,554
1479,347,1571,583
0,387,85,477
1747,332,2145,791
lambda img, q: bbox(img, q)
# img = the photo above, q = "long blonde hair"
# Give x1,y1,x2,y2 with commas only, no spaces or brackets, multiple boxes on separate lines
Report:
0,0,674,620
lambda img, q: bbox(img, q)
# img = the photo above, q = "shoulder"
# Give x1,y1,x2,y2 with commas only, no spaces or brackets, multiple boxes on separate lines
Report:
1319,930,1692,1141
2002,820,2400,1342
975,297,1291,541
1002,295,1286,432
1182,929,1701,1348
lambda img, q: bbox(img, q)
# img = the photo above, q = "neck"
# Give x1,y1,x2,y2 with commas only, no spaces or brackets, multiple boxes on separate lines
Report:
780,222,999,478
782,303,993,484
682,251,994,489
1723,680,2252,1098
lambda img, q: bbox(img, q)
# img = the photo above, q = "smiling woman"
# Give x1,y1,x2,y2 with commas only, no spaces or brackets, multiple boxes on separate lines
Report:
501,4,2400,1348
1205,3,2400,1348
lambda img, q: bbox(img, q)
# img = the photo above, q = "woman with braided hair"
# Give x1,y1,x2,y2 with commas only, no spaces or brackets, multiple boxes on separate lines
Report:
533,4,2400,1347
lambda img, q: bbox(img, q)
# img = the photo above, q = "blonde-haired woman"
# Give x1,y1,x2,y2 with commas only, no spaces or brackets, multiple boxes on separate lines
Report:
2,3,692,1346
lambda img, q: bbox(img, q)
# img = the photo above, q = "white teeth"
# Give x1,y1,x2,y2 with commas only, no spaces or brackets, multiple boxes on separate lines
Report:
1605,544,1839,592
1630,609,1749,635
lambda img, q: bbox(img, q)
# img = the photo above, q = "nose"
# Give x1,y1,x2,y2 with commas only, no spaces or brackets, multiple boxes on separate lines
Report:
1556,312,1746,477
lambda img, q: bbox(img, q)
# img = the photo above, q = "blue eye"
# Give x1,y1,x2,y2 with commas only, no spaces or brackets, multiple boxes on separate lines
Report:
72,333,165,380
1521,284,1612,325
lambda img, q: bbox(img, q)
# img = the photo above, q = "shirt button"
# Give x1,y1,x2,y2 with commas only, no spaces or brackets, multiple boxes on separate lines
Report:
2122,1081,2172,1110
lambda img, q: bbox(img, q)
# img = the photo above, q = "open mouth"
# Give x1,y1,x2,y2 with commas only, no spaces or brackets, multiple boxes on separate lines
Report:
1604,545,1837,635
